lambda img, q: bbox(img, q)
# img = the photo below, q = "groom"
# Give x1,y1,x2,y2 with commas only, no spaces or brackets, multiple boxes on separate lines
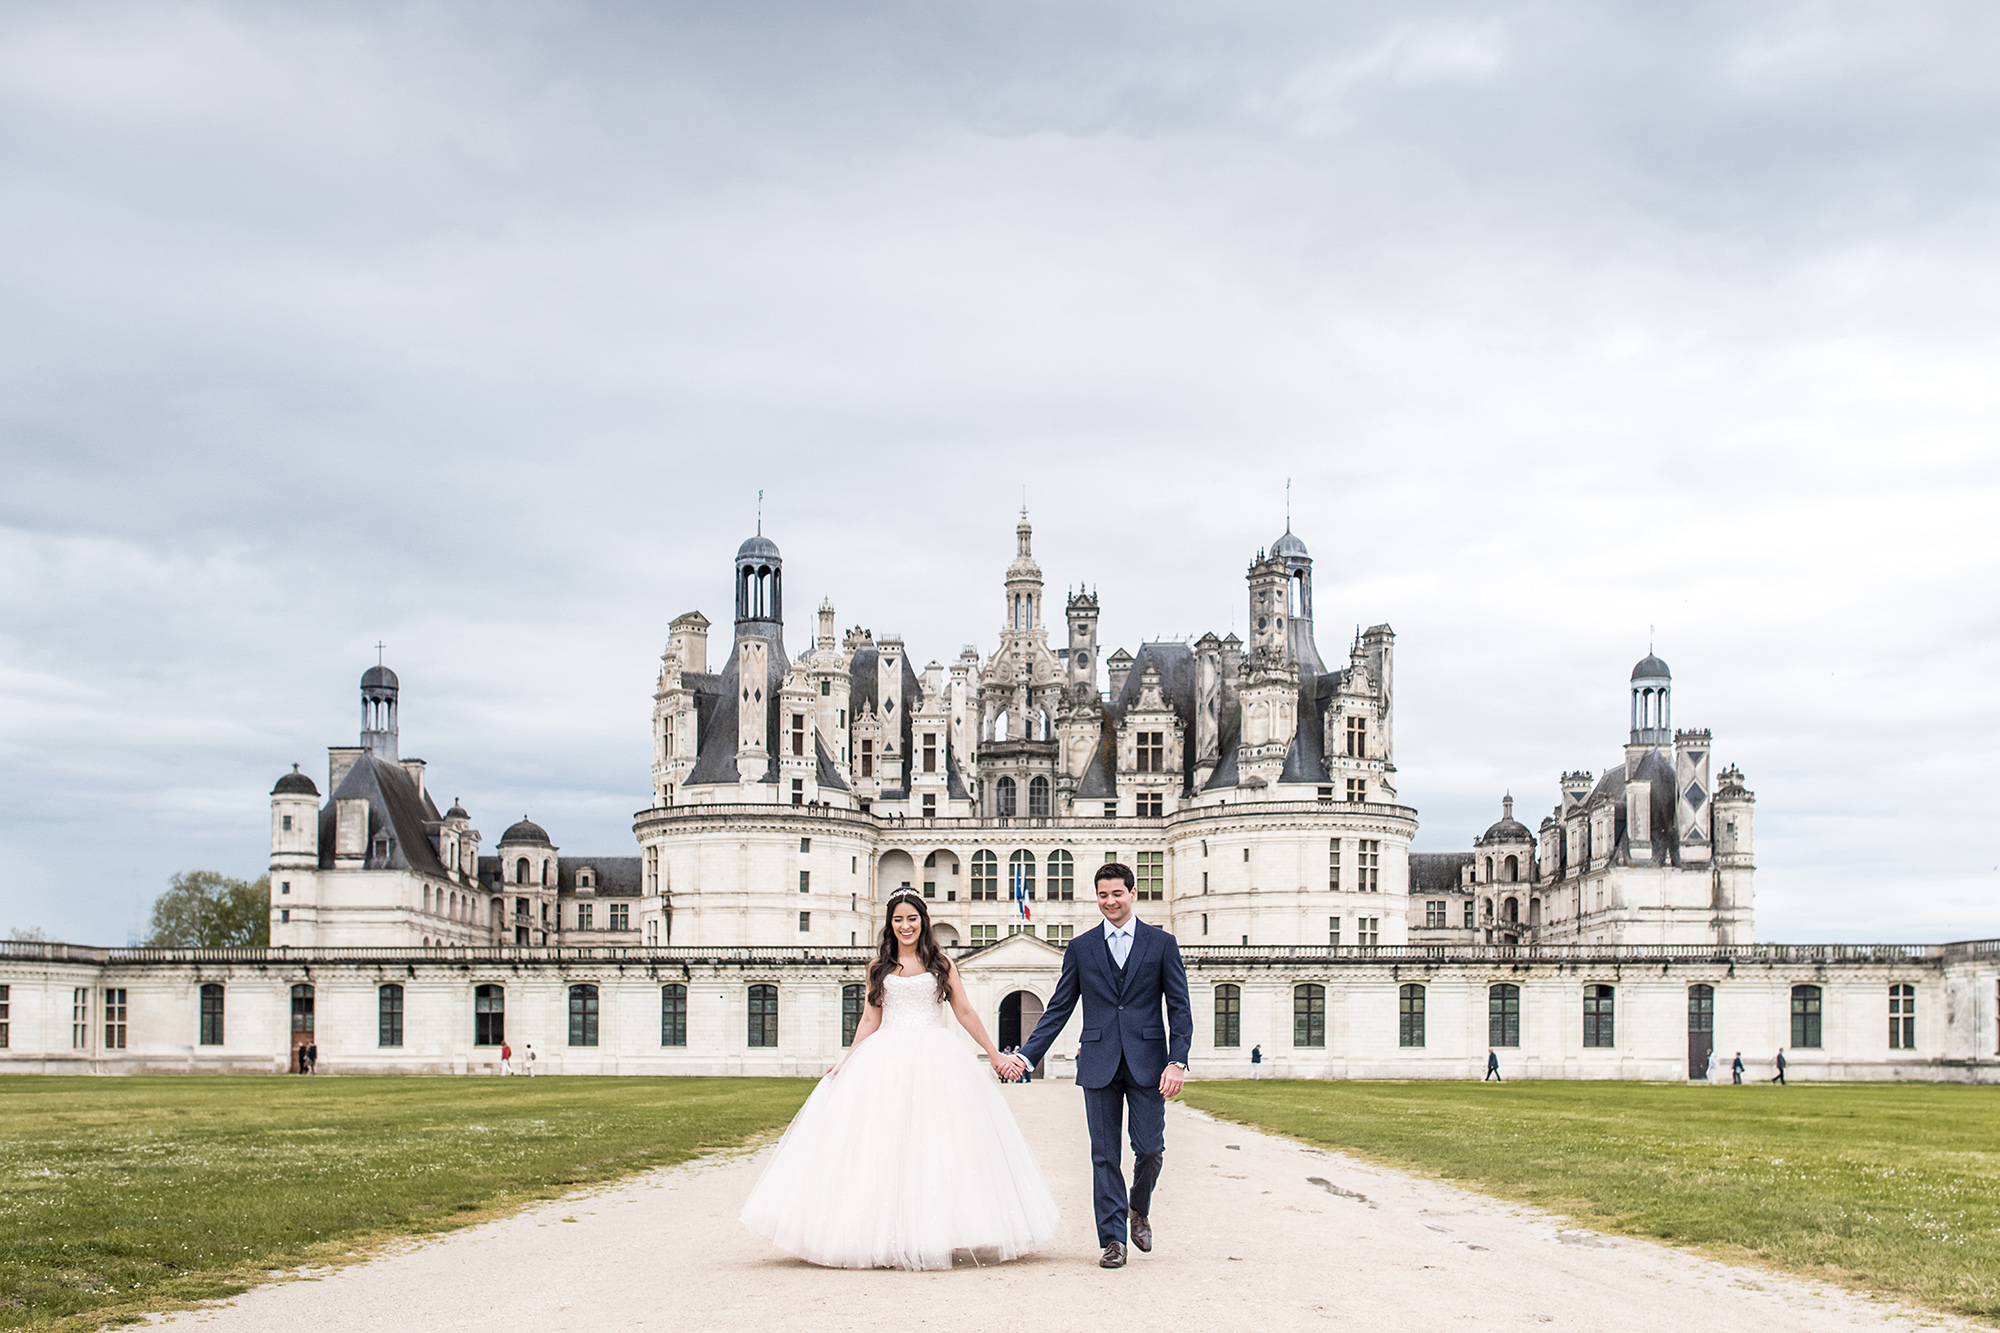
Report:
1000,862,1192,1269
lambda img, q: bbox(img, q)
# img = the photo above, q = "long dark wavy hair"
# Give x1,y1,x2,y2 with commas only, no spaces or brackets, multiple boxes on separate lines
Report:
867,891,952,1008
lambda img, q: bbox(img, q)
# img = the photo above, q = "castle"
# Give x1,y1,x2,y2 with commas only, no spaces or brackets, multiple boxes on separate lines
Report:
2,516,1993,1082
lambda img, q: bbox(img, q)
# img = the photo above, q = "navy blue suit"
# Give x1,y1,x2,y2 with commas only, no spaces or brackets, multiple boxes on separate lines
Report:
1019,918,1193,1246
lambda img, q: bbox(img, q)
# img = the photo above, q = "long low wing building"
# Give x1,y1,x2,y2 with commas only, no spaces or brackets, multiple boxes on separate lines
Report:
2,516,1994,1081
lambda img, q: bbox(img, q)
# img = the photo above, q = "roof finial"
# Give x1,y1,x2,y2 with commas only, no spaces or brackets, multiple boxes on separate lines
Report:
757,489,763,535
375,640,385,665
1285,476,1291,531
1649,623,1654,654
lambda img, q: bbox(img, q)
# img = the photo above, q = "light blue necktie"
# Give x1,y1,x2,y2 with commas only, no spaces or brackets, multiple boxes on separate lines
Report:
1108,925,1132,968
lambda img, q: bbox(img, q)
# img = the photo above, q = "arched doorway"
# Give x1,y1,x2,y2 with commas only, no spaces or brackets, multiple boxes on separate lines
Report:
998,989,1045,1074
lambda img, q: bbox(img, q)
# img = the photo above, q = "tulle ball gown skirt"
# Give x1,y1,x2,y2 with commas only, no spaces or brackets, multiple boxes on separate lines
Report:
740,1024,1059,1270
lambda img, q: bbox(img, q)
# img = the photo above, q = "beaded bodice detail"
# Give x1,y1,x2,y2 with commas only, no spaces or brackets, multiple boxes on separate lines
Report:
880,970,948,1031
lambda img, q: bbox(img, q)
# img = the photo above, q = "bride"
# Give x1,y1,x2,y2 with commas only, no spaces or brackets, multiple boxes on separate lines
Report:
740,890,1059,1269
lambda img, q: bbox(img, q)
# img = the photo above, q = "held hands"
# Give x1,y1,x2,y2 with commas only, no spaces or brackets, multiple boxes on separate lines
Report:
1159,1063,1186,1098
992,1052,1028,1082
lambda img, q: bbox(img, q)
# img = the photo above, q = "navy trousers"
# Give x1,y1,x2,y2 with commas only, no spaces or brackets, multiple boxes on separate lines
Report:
1082,1056,1166,1246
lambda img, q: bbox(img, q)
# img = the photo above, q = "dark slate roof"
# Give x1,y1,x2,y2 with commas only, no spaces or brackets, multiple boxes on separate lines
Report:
272,766,320,797
318,752,447,877
944,737,972,802
1076,734,1117,798
445,801,470,820
845,644,924,785
1281,670,1341,785
1479,817,1534,845
1630,654,1671,680
1409,852,1474,893
814,732,850,793
361,664,399,690
499,817,552,846
1271,527,1309,559
686,628,791,785
557,856,642,896
1106,642,1202,795
736,534,781,563
1585,749,1681,865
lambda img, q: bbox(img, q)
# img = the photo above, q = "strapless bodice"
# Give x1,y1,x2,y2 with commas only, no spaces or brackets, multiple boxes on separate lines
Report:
879,970,947,1031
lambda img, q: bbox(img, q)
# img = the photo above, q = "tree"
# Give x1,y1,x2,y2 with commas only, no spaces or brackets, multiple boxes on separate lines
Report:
6,926,51,942
145,871,270,947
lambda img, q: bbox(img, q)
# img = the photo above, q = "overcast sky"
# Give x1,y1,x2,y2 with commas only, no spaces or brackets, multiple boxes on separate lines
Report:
2,2,1996,945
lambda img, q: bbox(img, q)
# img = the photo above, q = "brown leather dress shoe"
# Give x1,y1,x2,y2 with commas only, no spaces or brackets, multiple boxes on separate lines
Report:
1129,1211,1152,1253
1099,1241,1127,1268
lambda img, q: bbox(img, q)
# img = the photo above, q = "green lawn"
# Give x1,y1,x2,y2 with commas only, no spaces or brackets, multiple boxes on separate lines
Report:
0,1075,811,1331
1184,1080,2000,1322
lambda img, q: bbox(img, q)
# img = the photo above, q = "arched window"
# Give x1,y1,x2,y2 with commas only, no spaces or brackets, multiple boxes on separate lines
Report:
1889,984,1915,1049
1028,776,1051,817
1584,984,1615,1048
1503,855,1518,882
661,984,688,1046
474,984,505,1045
515,858,530,885
198,983,225,1046
971,850,998,901
1009,850,1036,902
996,776,1017,817
1047,849,1074,901
1791,984,1823,1049
1504,897,1519,924
378,984,404,1047
748,984,779,1048
1293,984,1326,1048
540,860,549,886
1399,984,1426,1048
1489,983,1520,1047
841,984,864,1047
1483,857,1493,882
568,984,599,1046
1214,983,1241,1047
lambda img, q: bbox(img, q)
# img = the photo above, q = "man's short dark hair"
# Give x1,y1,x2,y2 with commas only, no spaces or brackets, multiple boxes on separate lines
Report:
1095,862,1135,889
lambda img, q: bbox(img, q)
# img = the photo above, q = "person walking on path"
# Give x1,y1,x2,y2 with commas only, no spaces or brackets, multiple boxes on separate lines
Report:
1770,1049,1787,1085
1731,1052,1744,1084
1250,1045,1262,1077
1484,1049,1501,1081
500,1041,514,1075
1705,1048,1719,1083
1006,862,1193,1270
525,1044,537,1076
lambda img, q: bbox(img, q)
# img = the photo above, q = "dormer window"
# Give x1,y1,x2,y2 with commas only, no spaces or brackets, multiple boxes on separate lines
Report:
578,869,595,890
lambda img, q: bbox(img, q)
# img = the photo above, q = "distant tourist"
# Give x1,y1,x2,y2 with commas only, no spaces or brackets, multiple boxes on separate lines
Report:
1485,1049,1501,1082
1250,1045,1262,1077
500,1041,514,1075
1770,1049,1787,1085
1704,1049,1719,1082
1731,1052,1744,1084
304,1041,318,1074
525,1044,538,1076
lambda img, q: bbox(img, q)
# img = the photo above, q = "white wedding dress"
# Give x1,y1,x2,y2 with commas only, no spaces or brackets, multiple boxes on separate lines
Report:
740,970,1060,1269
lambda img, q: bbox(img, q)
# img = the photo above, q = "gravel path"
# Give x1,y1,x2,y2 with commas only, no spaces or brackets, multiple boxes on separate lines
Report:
155,1080,1973,1331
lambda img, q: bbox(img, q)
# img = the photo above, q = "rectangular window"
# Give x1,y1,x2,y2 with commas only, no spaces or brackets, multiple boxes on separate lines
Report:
1201,913,1208,935
1048,924,1074,946
1357,841,1380,891
1135,851,1164,901
922,794,936,818
1328,840,1341,890
799,870,811,894
1202,871,1209,892
1889,984,1916,1050
1425,901,1445,928
474,984,504,1046
280,880,290,894
820,679,830,696
578,903,594,930
1584,984,1615,1048
1136,732,1164,772
1398,984,1425,1048
569,985,599,1047
1463,899,1476,929
1008,923,1036,937
1103,802,1118,818
1317,786,1333,804
1346,715,1367,758
747,985,778,1047
1137,791,1164,817
1791,984,1823,1049
923,734,937,773
282,814,293,831
1328,916,1340,946
842,984,863,1046
798,911,811,932
790,713,805,756
1489,984,1521,1047
800,837,811,853
609,903,629,930
1357,917,1379,947
378,984,404,1046
280,908,290,923
1048,850,1074,901
791,778,804,806
1214,984,1241,1047
860,740,874,778
72,987,89,1050
971,924,998,945
1346,777,1367,803
662,984,688,1046
0,983,8,1048
103,988,127,1050
1293,984,1326,1048
199,984,225,1046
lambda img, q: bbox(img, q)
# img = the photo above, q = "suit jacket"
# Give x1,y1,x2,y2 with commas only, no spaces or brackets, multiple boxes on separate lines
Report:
1019,918,1193,1089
